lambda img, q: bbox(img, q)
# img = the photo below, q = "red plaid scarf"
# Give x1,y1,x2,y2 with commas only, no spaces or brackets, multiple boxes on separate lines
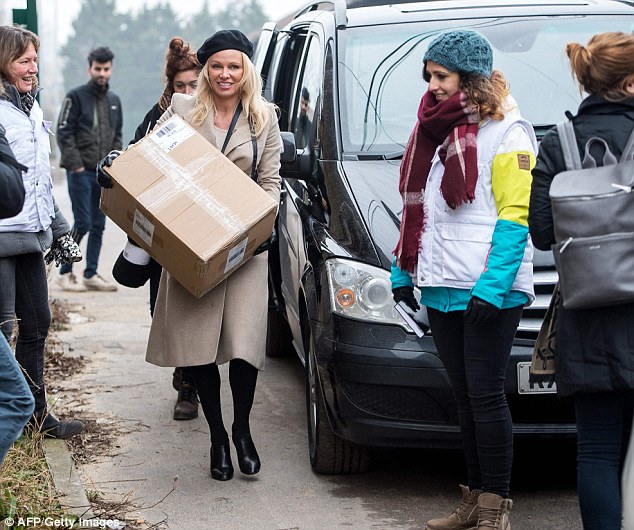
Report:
394,90,480,272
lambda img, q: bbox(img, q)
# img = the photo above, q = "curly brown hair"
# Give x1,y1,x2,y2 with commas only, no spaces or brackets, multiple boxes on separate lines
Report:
460,69,510,121
159,37,201,112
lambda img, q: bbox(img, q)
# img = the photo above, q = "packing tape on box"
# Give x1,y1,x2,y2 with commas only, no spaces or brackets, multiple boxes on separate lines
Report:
135,139,247,238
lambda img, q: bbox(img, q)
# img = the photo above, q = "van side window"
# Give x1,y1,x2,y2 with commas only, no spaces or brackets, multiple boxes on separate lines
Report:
272,31,307,130
292,36,322,151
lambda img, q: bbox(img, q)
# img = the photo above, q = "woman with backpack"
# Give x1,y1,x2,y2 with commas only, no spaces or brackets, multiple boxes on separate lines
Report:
529,31,634,530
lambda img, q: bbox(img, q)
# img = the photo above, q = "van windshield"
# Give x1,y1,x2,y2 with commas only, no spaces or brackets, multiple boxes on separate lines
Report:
338,15,634,154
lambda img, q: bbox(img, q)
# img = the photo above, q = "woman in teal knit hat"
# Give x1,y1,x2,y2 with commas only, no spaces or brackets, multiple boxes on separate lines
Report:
391,29,536,530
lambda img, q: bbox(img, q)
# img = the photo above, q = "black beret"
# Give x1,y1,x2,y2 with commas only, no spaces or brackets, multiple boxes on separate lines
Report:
196,30,254,65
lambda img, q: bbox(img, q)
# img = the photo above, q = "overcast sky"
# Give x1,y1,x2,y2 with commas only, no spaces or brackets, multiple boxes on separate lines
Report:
55,0,308,43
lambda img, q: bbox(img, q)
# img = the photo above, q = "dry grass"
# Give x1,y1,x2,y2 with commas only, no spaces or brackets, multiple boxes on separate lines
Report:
1,299,160,529
0,429,70,524
0,300,79,525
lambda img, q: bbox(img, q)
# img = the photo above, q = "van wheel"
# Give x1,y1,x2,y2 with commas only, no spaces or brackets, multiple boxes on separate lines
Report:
306,334,370,474
266,309,293,357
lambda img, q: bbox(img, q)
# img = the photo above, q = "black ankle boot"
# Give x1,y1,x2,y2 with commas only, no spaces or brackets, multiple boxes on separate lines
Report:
30,410,85,439
232,434,260,475
210,443,234,481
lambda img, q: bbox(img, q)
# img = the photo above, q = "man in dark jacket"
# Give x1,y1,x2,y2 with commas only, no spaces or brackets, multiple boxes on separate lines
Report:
294,86,313,150
56,46,122,292
0,123,35,464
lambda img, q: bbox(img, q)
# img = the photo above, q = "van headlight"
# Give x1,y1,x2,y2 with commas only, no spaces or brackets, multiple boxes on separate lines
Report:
326,258,419,331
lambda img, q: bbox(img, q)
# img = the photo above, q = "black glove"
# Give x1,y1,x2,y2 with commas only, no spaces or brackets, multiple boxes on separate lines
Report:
465,296,499,327
392,286,420,312
44,233,82,266
253,227,278,256
96,150,122,188
254,240,271,256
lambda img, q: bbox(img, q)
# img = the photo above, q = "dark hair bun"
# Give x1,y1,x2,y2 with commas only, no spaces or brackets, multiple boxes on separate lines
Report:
169,37,185,55
164,36,200,81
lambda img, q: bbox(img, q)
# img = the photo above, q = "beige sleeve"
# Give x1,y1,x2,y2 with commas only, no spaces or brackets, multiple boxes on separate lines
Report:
256,105,282,205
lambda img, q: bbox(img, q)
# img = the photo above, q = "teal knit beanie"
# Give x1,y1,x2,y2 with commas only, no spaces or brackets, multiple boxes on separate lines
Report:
423,30,493,79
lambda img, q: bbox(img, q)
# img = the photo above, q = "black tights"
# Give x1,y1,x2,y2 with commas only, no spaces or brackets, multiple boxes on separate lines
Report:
189,359,258,447
427,305,523,498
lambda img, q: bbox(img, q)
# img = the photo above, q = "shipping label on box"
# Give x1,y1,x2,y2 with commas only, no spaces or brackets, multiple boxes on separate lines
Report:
100,115,277,298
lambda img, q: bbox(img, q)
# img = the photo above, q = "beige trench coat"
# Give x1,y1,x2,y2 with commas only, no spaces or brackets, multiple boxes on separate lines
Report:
145,94,281,370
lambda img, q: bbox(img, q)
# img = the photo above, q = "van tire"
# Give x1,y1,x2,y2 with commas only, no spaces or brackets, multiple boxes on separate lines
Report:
306,334,370,474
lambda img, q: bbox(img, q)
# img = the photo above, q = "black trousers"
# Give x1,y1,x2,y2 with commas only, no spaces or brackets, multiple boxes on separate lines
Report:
0,253,51,411
427,305,523,498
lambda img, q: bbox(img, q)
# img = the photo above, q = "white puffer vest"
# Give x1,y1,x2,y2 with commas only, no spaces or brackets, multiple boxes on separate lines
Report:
416,108,536,303
0,98,55,233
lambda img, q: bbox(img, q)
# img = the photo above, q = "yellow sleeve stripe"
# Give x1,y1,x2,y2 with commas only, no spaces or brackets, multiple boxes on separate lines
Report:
491,126,536,227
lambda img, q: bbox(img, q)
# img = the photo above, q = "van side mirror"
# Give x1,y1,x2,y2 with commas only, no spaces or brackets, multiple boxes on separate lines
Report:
280,132,297,165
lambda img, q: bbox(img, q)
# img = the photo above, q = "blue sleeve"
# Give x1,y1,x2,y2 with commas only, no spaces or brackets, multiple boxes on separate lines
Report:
390,258,414,289
471,219,528,308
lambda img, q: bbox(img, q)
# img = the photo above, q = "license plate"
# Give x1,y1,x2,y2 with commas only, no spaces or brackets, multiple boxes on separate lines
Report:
517,362,557,394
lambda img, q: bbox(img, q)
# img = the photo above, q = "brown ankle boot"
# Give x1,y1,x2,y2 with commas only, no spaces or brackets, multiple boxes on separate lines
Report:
426,485,481,530
476,493,512,530
173,383,199,420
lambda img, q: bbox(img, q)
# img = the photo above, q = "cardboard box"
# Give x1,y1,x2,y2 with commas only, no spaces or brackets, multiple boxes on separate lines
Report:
100,115,277,298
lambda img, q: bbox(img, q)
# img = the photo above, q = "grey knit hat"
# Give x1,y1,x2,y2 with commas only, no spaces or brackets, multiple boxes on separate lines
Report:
423,30,493,79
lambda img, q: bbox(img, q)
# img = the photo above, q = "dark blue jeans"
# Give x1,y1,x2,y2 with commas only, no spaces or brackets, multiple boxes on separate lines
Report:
575,391,634,530
0,252,51,412
0,332,35,463
60,169,106,278
427,305,523,498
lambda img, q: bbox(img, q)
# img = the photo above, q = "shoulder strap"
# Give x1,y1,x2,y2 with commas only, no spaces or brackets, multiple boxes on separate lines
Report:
220,102,258,181
556,120,582,171
621,125,634,162
221,101,243,155
249,119,258,182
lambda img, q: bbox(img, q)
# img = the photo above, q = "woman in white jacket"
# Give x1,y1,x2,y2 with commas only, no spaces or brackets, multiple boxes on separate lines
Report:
390,30,536,530
0,25,83,439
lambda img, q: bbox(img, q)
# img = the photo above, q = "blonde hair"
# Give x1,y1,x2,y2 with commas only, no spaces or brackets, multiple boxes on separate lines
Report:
189,52,271,135
566,32,634,102
461,69,510,121
0,25,40,98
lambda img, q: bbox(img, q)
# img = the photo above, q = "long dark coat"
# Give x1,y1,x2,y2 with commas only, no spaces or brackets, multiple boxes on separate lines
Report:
145,94,281,370
529,95,634,397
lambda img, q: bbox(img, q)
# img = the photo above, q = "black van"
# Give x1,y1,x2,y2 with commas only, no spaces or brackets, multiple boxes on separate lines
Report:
255,0,634,473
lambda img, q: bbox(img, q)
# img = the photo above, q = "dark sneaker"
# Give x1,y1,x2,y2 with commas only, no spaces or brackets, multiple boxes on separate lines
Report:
173,383,199,420
30,411,85,439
